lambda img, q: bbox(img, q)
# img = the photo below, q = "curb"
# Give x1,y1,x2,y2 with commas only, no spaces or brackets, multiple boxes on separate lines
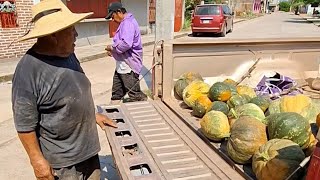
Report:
79,32,189,63
0,32,189,83
0,74,13,83
299,14,320,27
234,19,246,24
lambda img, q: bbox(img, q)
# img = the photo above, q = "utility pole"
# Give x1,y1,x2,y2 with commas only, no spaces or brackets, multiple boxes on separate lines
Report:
155,0,175,41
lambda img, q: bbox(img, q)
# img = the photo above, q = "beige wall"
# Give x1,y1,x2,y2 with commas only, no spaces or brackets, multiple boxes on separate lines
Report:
122,0,149,34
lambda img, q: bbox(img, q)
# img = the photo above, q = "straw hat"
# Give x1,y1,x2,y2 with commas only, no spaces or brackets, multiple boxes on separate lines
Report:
18,0,93,42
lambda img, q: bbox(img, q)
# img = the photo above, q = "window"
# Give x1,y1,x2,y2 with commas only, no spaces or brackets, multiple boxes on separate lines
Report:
0,0,18,28
195,5,220,15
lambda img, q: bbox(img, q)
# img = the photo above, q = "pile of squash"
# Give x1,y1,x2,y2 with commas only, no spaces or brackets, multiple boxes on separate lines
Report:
174,72,320,180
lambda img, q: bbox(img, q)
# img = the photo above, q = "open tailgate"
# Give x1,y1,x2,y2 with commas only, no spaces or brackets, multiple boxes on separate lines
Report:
101,100,245,180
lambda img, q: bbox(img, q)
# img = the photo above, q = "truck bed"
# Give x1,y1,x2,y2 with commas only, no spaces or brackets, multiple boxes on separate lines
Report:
102,100,246,180
103,38,320,179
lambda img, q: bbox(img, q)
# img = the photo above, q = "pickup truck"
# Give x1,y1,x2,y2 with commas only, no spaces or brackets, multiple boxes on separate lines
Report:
101,38,320,180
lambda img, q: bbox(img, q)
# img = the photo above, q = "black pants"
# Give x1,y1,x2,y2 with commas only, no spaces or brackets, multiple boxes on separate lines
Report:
111,71,147,102
54,155,101,180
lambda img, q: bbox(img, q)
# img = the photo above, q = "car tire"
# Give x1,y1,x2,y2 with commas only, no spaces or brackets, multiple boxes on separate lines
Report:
229,22,233,33
220,23,226,37
192,32,198,37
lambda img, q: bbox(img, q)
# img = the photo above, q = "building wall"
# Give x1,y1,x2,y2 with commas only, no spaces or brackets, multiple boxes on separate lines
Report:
75,0,150,47
0,0,151,58
122,0,149,34
75,20,110,47
253,0,262,13
233,0,263,14
0,0,35,59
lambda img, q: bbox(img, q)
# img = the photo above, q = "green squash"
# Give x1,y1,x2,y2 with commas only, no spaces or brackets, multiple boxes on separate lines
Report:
252,139,305,180
174,72,203,99
227,94,250,109
250,96,271,112
223,78,238,86
229,103,266,124
207,101,230,115
208,82,232,102
236,85,257,98
227,116,268,164
267,112,311,149
200,111,230,141
268,95,320,124
226,84,238,96
268,99,281,114
192,96,212,118
182,81,210,109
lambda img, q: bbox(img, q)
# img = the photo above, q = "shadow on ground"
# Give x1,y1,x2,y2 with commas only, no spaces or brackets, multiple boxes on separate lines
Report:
141,65,152,90
99,155,120,180
188,33,224,38
284,20,312,24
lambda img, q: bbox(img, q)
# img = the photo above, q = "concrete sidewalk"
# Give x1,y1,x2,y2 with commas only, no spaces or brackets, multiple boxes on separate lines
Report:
0,18,248,83
299,13,320,26
0,31,188,83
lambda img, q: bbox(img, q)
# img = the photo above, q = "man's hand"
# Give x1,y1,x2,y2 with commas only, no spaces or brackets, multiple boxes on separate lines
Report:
106,51,112,57
31,157,55,180
105,45,113,51
18,132,55,180
96,113,117,130
105,45,113,57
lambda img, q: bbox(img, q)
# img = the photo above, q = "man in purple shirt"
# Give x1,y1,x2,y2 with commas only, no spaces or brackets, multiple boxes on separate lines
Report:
105,2,147,104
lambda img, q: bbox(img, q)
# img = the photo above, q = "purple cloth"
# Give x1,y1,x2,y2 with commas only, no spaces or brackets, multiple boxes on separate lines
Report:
255,72,302,99
111,13,143,74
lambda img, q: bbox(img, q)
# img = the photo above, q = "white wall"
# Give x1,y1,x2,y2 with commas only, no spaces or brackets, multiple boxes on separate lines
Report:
121,0,149,35
307,4,320,15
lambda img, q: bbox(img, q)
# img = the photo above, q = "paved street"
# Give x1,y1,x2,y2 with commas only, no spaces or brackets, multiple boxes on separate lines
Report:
180,12,320,40
0,11,320,179
0,45,154,180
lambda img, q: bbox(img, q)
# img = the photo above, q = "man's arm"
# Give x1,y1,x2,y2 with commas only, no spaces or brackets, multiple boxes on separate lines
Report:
18,131,55,180
112,22,135,54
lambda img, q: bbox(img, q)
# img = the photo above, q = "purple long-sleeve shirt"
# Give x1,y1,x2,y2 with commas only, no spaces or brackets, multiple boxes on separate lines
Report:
111,13,143,74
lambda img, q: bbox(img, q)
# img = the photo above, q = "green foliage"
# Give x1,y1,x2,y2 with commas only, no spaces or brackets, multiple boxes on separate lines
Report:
183,17,191,30
239,11,258,19
184,0,202,30
303,0,320,5
279,1,291,12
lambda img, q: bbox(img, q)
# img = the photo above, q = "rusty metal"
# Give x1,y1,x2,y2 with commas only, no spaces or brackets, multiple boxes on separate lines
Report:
149,0,156,23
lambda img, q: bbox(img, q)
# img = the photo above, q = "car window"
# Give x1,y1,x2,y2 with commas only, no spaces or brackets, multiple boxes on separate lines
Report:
195,6,220,15
226,6,231,14
222,5,230,15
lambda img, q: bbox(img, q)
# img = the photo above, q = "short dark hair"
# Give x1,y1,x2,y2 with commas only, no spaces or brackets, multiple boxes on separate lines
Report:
117,8,127,14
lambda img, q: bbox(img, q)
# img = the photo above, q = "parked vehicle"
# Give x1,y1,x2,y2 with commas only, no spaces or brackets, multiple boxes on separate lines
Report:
102,38,320,180
191,4,233,37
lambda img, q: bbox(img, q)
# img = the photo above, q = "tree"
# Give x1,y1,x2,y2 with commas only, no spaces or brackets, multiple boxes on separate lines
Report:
279,1,291,12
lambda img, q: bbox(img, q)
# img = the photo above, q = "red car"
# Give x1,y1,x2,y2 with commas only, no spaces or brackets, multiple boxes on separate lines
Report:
191,4,234,37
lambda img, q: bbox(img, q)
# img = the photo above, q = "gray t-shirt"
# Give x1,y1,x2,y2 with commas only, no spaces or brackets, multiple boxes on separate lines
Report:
12,49,100,168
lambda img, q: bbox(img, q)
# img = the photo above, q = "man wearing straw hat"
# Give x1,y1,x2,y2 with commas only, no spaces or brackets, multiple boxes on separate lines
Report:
11,0,116,179
105,2,148,104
